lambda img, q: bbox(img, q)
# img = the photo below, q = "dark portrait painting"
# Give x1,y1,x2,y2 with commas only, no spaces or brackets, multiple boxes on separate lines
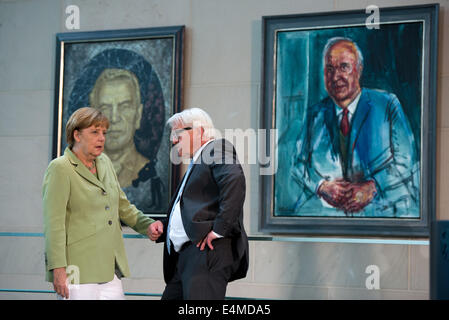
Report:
260,5,438,236
53,27,184,216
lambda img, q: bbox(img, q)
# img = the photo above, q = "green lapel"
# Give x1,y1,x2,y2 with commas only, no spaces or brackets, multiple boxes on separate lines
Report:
95,154,107,184
64,147,106,191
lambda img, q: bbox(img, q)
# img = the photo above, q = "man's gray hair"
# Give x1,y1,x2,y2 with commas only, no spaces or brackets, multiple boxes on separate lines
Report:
167,107,216,139
323,37,364,72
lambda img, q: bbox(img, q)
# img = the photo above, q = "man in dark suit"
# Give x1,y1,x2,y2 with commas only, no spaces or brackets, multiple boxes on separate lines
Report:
148,108,249,300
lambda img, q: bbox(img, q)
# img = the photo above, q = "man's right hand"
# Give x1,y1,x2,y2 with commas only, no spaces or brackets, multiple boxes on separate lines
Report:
148,220,164,241
53,267,69,299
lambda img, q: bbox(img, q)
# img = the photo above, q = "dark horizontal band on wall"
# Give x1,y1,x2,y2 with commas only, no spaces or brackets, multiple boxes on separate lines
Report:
0,232,429,245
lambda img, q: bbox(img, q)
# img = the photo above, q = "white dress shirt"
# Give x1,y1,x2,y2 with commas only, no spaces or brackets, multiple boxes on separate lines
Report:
168,139,218,252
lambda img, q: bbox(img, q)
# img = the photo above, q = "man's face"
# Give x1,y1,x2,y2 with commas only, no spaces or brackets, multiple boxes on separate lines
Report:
170,123,202,159
324,42,361,107
95,78,142,153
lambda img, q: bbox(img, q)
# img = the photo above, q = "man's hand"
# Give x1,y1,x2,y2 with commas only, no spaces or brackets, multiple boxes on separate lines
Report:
343,180,377,213
197,231,218,251
317,179,352,208
53,267,69,299
147,221,163,241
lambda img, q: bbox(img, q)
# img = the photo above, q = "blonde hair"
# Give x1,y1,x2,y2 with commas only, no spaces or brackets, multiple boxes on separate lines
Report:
66,107,109,149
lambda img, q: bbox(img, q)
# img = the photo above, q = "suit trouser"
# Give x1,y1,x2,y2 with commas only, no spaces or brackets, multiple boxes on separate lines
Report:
162,241,234,300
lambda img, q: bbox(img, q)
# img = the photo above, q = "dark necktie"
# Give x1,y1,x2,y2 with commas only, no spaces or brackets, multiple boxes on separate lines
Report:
340,108,350,136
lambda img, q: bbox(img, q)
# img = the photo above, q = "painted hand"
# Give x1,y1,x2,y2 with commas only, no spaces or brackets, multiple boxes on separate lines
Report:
343,180,377,213
317,179,352,209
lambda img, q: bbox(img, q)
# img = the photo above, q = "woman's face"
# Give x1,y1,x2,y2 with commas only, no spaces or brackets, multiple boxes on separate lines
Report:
73,124,107,159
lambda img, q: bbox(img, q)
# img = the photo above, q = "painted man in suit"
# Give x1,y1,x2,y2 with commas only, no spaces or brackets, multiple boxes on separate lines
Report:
291,37,419,217
149,108,249,299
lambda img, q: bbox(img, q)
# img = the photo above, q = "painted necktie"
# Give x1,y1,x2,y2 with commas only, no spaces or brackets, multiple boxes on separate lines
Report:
340,108,350,136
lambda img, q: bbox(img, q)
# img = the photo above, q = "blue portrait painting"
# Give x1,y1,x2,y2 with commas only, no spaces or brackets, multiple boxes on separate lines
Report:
274,22,423,219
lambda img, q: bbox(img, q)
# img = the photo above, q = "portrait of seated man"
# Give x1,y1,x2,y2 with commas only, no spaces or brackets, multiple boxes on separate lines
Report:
89,68,149,188
290,37,420,218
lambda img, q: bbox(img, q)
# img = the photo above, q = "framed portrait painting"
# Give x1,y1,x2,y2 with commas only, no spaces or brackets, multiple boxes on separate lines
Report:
53,26,184,217
260,4,438,236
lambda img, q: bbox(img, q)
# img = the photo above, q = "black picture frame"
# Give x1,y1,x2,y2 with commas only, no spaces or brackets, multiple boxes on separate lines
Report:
260,4,438,237
52,26,184,217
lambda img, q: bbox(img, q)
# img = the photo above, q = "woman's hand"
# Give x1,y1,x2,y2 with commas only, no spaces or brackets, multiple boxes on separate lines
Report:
148,221,164,241
53,267,69,299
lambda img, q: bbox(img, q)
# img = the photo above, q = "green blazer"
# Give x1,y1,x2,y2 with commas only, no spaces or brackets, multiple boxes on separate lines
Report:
42,147,154,284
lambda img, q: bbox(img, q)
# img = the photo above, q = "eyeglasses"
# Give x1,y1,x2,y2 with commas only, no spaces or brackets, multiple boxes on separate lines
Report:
325,62,354,75
171,127,192,139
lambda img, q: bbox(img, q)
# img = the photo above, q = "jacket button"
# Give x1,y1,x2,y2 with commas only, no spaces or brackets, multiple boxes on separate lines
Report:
108,220,112,225
102,191,107,196
105,206,110,211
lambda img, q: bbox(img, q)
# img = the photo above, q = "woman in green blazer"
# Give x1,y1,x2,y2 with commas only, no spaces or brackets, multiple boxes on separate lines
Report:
42,107,160,300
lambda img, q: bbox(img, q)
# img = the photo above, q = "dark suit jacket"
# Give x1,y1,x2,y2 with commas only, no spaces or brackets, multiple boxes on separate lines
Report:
157,139,249,283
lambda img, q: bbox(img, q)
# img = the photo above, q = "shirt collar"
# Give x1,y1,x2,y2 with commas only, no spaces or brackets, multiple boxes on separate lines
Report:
192,139,215,162
334,91,362,116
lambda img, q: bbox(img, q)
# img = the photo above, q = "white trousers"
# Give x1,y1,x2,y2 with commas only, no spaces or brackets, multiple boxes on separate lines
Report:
57,274,125,300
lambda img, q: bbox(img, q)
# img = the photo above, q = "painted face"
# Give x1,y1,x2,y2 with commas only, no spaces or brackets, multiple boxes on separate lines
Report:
74,124,107,159
95,78,142,153
324,42,362,107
